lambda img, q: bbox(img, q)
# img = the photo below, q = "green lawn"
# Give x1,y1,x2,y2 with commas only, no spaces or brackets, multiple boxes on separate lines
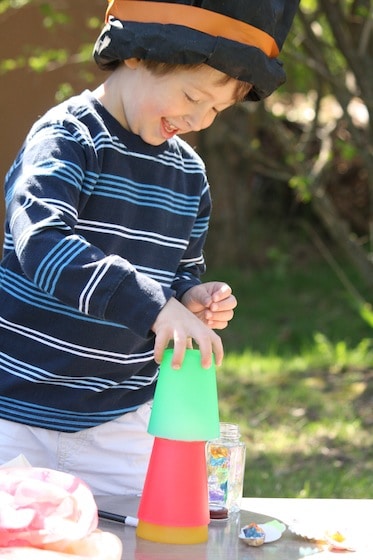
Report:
204,252,373,498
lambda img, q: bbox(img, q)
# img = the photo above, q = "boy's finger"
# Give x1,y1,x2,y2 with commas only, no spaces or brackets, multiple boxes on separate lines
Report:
211,283,232,302
153,333,170,364
212,339,224,367
210,295,237,312
170,337,187,370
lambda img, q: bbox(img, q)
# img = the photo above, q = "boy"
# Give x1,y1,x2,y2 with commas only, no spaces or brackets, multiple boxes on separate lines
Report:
0,0,298,494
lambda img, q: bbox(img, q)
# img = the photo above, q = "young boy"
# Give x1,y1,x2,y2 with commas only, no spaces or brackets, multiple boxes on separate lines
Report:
0,0,298,494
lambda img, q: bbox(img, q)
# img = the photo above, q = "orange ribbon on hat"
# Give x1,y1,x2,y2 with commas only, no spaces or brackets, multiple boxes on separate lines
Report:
105,0,279,58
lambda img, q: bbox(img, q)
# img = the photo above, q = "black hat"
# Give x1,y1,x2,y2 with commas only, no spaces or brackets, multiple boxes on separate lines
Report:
93,0,299,101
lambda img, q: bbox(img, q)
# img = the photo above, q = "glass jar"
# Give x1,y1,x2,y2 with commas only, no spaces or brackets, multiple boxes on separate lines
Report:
206,423,246,513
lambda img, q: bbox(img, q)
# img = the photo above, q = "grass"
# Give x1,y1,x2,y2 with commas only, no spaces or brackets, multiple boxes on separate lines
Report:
204,246,373,499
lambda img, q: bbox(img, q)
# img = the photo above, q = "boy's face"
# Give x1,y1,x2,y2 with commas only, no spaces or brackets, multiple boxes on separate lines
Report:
112,60,240,146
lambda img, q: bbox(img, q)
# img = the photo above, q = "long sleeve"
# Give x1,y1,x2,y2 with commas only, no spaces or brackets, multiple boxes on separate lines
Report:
0,90,212,431
5,115,173,338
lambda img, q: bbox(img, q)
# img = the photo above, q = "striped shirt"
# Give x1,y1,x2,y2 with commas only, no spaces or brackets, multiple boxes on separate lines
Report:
0,90,211,432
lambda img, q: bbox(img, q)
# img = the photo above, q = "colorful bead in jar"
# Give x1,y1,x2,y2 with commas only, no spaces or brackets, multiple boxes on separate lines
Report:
206,423,246,515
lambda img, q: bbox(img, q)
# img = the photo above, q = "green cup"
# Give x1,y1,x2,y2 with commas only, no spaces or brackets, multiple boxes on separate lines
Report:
148,349,220,441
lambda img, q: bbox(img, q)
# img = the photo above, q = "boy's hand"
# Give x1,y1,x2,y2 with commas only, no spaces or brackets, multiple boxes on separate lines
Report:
181,282,237,330
151,297,224,370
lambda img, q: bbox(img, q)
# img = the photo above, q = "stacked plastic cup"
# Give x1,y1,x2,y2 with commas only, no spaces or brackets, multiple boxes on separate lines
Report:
136,349,220,544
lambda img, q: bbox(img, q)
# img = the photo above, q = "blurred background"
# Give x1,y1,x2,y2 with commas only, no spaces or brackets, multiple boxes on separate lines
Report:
0,0,372,498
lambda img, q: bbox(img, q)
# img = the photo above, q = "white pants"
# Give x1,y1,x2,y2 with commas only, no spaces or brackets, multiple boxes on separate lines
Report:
0,402,154,496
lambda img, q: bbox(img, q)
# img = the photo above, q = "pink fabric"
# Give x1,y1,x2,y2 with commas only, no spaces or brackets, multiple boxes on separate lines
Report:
0,467,98,548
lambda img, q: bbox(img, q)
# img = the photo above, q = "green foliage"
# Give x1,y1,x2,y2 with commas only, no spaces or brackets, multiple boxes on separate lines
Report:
55,82,74,103
360,303,373,329
86,16,101,30
28,48,68,72
218,343,373,498
0,0,31,14
39,2,70,28
0,1,98,76
76,43,98,64
207,249,372,357
0,56,25,74
335,138,358,161
205,248,372,497
310,333,372,373
282,4,349,94
289,175,312,202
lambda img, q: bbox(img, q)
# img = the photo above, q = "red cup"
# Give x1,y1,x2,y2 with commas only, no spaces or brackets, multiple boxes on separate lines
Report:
137,437,209,527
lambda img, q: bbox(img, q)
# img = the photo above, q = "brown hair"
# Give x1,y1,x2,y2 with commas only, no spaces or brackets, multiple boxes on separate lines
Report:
141,59,252,102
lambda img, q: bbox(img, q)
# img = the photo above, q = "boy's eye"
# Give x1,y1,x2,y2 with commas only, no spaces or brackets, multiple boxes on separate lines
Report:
185,92,199,103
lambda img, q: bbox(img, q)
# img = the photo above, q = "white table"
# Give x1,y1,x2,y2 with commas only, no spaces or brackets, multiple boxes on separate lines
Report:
95,495,373,559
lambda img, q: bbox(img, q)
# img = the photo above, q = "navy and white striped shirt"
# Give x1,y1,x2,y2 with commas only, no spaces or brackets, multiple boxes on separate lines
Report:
0,90,211,432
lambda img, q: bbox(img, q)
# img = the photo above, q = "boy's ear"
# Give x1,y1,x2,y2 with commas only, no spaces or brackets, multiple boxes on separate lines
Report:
124,58,141,69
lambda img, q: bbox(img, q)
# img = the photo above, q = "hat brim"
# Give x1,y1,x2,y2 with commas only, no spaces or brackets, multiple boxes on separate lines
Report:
93,20,286,101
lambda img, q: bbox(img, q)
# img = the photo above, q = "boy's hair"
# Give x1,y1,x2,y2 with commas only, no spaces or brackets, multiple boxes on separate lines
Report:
141,59,252,103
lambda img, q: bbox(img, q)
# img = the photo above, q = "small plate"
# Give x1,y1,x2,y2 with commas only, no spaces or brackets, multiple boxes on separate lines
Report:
239,520,286,546
261,520,287,543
